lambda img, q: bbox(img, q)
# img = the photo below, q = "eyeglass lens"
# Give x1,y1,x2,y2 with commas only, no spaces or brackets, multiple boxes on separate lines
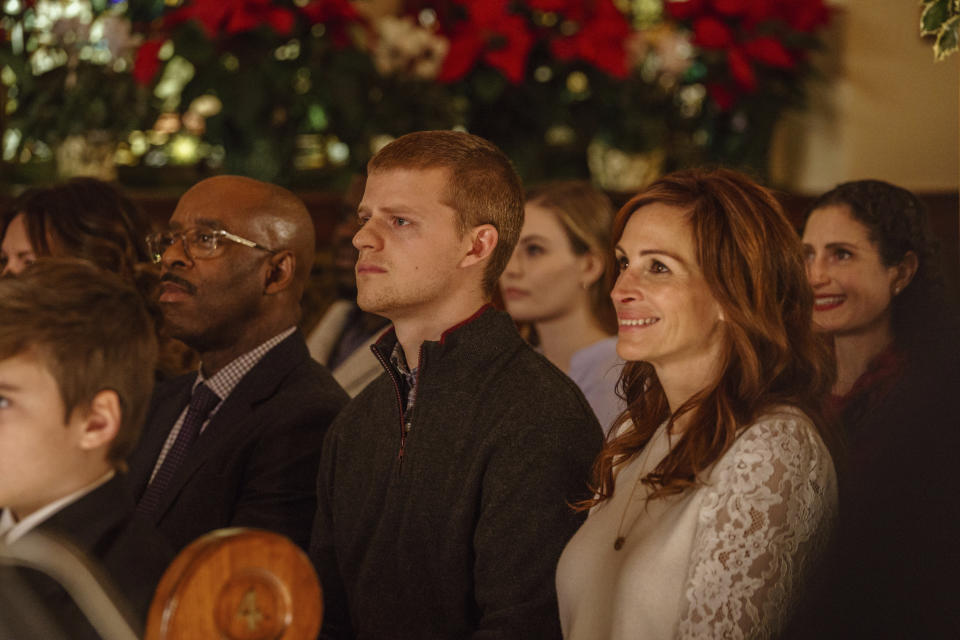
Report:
148,228,222,263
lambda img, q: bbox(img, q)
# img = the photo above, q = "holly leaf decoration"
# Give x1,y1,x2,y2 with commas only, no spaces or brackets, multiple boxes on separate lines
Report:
934,15,959,60
921,0,951,35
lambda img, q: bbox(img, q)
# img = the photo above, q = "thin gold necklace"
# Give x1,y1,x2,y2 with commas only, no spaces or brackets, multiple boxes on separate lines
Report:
612,424,665,551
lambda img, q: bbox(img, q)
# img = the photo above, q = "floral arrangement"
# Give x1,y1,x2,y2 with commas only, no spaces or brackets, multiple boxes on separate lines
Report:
1,0,832,188
662,0,830,173
0,0,148,176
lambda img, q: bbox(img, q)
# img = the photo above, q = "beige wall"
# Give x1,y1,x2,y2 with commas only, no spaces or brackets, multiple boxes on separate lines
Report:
770,0,959,194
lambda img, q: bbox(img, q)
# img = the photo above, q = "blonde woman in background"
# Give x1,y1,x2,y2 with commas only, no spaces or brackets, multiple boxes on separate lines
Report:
500,180,624,433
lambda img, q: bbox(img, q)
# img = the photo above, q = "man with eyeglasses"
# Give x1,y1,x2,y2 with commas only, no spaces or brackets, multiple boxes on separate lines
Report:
126,175,349,553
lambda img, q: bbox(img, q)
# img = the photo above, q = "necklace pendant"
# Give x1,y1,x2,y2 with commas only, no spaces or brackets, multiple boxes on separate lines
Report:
613,536,625,551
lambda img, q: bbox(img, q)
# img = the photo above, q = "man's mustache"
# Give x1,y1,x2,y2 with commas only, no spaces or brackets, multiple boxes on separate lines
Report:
159,273,197,295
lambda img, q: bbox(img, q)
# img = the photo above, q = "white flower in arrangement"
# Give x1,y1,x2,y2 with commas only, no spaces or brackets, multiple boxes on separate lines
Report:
91,14,138,61
31,0,92,38
627,24,694,85
188,95,223,119
24,0,137,76
371,15,449,80
48,15,90,46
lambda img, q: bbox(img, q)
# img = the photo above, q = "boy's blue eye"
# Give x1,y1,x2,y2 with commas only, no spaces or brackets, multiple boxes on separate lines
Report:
0,396,9,409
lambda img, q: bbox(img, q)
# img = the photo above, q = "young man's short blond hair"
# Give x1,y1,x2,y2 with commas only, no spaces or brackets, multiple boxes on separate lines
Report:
368,130,525,296
0,258,158,467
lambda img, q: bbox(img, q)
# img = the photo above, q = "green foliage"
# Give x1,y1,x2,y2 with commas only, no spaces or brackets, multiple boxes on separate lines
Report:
921,0,960,60
921,0,952,33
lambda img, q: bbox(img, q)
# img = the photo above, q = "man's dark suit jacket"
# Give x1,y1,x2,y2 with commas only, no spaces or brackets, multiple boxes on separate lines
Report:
126,330,349,552
0,473,173,640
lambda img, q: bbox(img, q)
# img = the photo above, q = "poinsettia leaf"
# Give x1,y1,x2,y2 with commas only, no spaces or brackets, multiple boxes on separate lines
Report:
934,15,960,59
921,0,951,35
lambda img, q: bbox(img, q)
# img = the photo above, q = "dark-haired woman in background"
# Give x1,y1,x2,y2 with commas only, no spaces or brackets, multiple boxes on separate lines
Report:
1,178,196,378
556,169,838,639
798,180,960,638
2,177,152,278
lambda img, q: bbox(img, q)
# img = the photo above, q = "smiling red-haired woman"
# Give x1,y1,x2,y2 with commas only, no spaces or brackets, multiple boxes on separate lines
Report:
556,168,839,640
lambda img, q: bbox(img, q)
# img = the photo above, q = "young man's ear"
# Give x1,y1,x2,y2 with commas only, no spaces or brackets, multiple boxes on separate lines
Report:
460,224,499,268
75,390,121,453
264,250,296,294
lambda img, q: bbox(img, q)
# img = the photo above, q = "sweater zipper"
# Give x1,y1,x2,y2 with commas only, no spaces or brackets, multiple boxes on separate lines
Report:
397,344,426,470
373,345,425,474
372,348,406,473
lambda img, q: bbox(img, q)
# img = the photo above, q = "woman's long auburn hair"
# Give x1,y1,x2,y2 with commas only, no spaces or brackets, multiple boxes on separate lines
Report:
581,168,838,508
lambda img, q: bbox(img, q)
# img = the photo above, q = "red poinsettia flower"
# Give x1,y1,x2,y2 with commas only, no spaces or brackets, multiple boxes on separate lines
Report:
727,45,756,91
133,38,165,86
298,0,360,23
165,0,296,39
665,0,828,111
665,0,707,21
744,35,794,68
437,0,534,84
711,0,748,16
546,0,631,78
739,0,774,27
781,0,830,33
527,0,568,11
692,15,733,49
297,0,364,48
706,82,735,110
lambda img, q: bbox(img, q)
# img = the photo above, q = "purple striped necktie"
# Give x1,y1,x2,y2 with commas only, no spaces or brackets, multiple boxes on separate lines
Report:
136,382,220,518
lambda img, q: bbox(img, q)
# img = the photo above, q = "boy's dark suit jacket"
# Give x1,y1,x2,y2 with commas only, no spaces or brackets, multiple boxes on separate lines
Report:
126,330,349,552
0,473,173,640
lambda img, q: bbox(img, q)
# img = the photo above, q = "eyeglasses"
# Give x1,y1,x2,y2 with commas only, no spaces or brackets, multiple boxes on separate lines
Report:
146,227,278,264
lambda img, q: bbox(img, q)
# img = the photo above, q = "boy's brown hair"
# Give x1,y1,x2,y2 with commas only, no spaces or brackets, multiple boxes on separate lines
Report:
0,258,158,467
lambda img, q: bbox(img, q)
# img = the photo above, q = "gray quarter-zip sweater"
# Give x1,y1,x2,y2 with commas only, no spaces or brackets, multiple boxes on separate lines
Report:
310,306,604,639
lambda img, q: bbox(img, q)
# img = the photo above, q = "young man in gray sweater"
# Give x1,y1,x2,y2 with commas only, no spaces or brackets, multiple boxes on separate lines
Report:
310,130,604,639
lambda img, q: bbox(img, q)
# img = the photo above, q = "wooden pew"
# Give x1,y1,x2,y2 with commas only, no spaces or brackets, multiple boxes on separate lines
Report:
146,528,322,640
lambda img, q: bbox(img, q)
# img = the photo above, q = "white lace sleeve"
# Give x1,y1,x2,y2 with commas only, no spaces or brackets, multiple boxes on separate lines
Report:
677,412,837,639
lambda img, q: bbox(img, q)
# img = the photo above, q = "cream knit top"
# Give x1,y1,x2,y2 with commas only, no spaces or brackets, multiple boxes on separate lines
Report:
556,407,837,639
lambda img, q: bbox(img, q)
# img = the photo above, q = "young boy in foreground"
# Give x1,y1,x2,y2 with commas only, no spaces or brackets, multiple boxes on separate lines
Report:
0,259,173,639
